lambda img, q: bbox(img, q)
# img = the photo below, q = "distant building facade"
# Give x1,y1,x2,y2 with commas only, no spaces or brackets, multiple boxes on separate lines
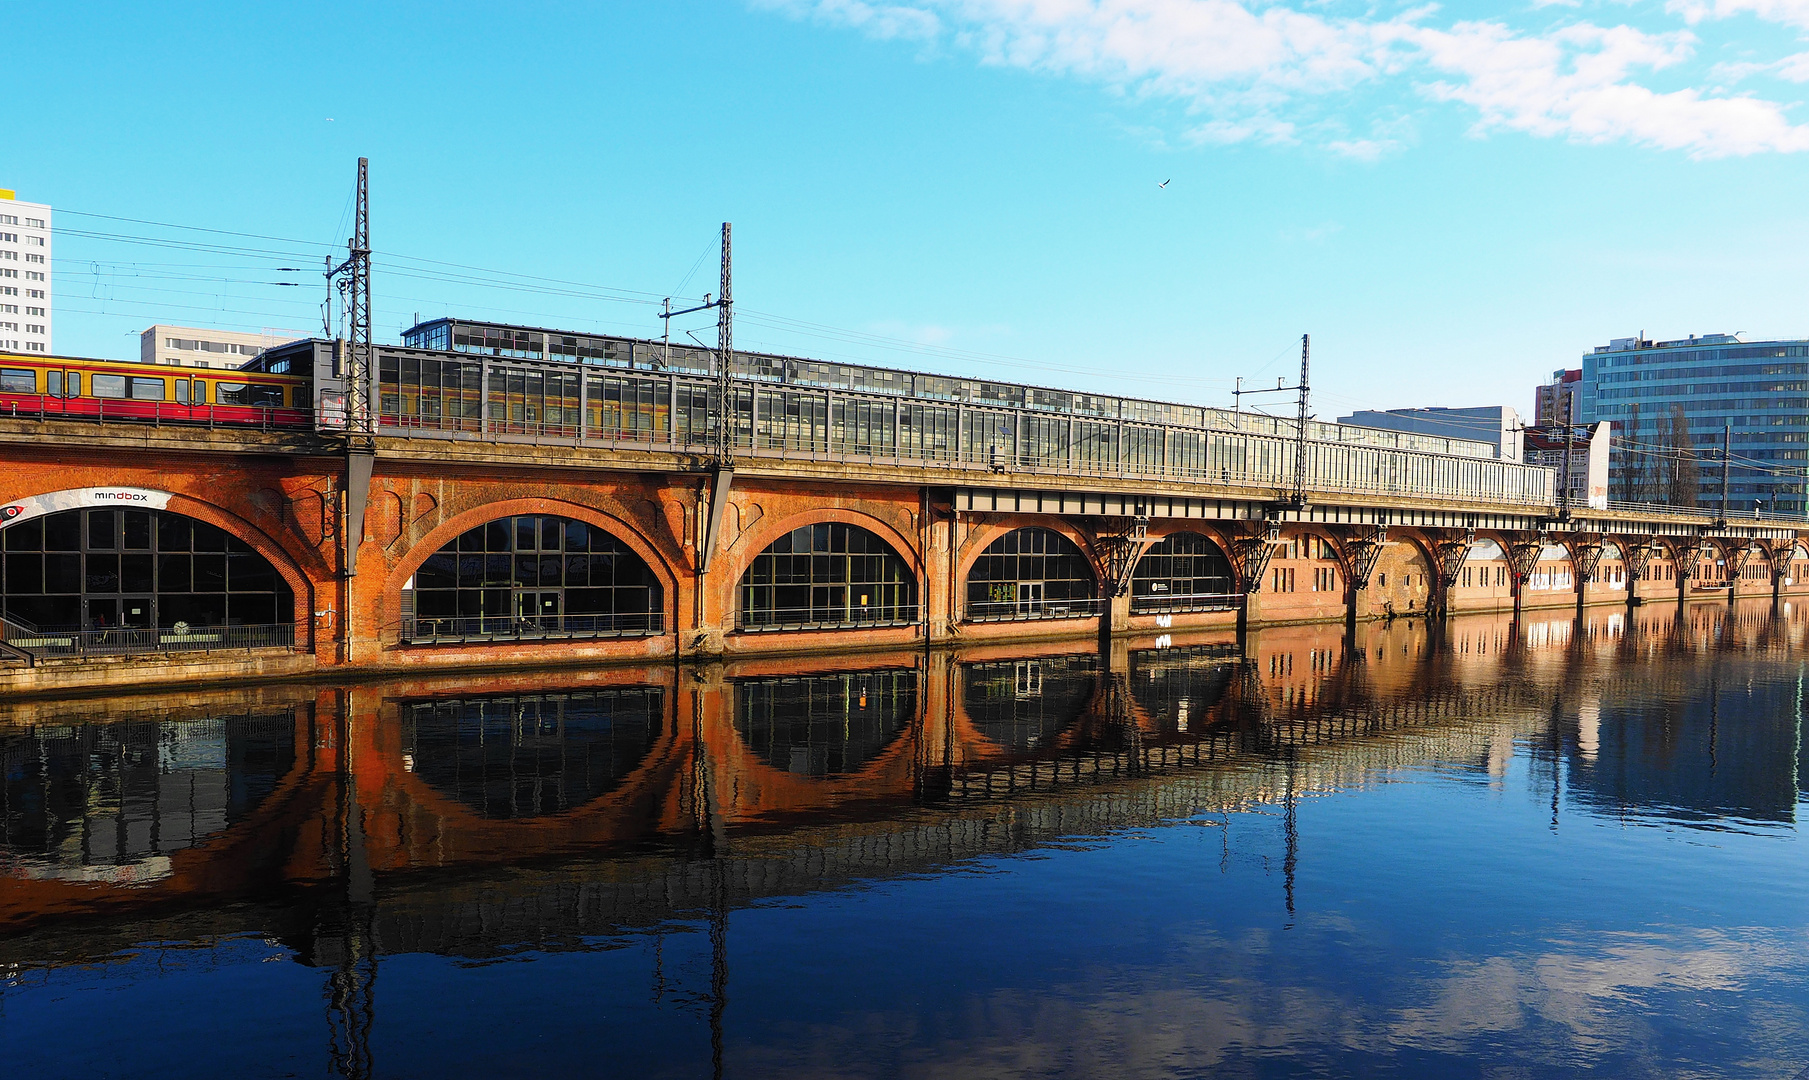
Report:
140,325,308,369
1334,405,1523,462
0,188,51,355
1523,421,1610,509
1534,369,1581,426
1579,333,1809,514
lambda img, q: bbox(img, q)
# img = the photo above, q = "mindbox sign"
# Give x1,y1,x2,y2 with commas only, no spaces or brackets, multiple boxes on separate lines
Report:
0,487,175,528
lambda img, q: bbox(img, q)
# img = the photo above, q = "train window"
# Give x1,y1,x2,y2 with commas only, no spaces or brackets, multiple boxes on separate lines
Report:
130,377,165,401
174,380,190,405
46,371,61,397
216,383,283,407
93,375,167,401
92,375,126,398
0,369,34,393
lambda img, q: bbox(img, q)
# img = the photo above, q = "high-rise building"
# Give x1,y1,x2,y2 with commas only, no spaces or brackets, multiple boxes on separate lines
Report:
1333,405,1523,462
140,325,308,368
1579,333,1809,514
0,188,51,355
1534,368,1581,425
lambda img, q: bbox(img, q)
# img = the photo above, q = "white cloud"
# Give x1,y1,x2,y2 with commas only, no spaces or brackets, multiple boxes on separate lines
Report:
1411,21,1809,156
1667,0,1809,30
762,0,1809,157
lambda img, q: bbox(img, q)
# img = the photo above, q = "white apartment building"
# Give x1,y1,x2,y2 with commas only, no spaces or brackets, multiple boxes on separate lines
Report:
140,324,309,368
0,188,51,355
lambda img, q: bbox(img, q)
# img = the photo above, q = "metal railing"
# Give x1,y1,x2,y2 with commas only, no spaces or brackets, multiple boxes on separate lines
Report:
1129,592,1243,614
964,597,1106,622
0,615,295,659
735,605,920,633
399,611,664,644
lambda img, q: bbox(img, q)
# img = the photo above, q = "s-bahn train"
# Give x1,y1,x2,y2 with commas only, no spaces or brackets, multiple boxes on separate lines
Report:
0,352,311,426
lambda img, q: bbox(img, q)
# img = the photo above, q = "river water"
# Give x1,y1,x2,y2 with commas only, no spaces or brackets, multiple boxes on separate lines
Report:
3,601,1808,1079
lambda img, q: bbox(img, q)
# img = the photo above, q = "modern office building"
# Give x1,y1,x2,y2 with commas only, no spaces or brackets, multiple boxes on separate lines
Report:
1523,421,1610,509
1534,369,1582,425
1579,333,1809,514
0,188,51,354
1334,405,1523,462
140,325,308,368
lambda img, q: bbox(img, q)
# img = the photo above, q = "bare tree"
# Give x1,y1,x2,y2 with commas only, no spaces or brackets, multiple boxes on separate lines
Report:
1668,404,1700,507
1619,404,1651,502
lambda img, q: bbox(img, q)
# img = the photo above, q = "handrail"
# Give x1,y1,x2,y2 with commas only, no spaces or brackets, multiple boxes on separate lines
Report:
0,619,295,659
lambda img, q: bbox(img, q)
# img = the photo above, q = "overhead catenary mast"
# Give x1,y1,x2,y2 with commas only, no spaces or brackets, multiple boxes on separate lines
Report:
326,158,375,596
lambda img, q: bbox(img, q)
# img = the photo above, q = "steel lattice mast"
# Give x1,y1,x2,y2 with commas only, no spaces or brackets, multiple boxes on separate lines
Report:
716,222,733,464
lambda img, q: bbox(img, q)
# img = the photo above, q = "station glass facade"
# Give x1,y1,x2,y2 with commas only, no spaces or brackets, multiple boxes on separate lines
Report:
359,320,1559,508
1580,335,1809,513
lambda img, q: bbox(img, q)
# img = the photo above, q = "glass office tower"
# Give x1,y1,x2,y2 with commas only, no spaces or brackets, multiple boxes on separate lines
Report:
1580,334,1809,514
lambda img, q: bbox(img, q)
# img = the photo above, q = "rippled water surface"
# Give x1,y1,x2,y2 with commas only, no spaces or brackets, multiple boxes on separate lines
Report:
5,602,1809,1079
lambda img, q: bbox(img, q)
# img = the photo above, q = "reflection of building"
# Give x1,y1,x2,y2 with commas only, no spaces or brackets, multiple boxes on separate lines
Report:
1335,405,1523,462
0,188,51,354
0,712,297,883
1523,421,1611,509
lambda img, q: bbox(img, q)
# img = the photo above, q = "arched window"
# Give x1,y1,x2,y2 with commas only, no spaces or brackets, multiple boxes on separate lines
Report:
738,522,916,631
404,515,663,642
1131,533,1235,612
403,689,665,818
734,670,916,776
1,508,293,649
965,527,1097,621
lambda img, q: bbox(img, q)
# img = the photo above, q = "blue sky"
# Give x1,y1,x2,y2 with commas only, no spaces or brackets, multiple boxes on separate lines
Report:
9,1,1808,420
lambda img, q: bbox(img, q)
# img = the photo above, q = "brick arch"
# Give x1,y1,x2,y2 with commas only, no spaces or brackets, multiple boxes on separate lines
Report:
955,517,1104,585
383,497,681,630
730,506,925,585
0,486,317,645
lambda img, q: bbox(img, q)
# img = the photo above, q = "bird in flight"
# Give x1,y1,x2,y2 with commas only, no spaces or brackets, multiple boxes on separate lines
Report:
1158,179,1170,189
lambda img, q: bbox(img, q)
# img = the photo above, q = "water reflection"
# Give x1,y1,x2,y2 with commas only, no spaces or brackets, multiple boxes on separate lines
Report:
4,600,1809,1079
962,654,1096,750
732,669,916,776
1,711,296,883
401,689,664,819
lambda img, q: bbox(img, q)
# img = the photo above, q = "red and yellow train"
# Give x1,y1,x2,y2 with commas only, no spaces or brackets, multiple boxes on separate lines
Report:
0,352,311,427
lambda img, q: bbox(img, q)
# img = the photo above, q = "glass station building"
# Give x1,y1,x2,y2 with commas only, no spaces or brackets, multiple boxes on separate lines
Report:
1579,334,1809,514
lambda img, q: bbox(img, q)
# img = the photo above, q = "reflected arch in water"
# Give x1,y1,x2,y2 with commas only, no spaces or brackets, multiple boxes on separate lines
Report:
1131,532,1236,612
402,689,666,819
732,669,917,776
0,711,299,882
961,654,1099,751
1128,646,1236,736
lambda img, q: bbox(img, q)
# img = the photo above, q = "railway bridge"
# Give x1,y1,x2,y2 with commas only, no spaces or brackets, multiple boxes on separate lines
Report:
3,329,1808,692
